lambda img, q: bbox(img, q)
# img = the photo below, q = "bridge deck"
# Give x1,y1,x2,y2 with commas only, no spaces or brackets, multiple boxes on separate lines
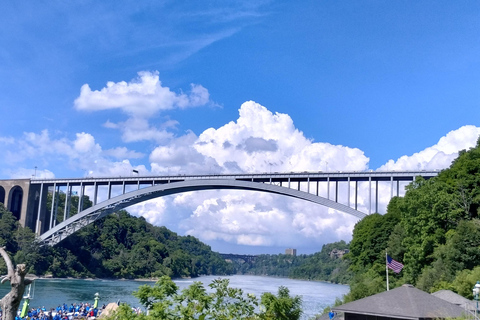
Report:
0,171,439,246
30,170,438,186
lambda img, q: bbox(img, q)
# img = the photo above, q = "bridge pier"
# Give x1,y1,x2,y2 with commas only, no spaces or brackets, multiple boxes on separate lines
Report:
0,179,45,231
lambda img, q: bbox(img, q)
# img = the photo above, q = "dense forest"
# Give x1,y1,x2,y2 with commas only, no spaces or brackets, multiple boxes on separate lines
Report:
341,137,480,302
233,241,351,284
0,207,233,279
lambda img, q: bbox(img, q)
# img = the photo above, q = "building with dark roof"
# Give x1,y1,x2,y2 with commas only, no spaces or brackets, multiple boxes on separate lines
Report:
332,284,466,320
432,289,476,312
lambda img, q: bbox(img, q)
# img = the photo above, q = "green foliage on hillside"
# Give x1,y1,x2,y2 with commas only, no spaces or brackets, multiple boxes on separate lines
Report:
233,241,352,283
235,254,305,278
343,137,480,302
289,242,351,284
0,206,233,279
0,204,51,276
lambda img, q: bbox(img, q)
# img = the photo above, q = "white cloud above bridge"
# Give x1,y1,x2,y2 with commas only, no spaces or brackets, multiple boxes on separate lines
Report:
74,71,210,116
378,125,480,171
74,71,212,144
147,100,370,176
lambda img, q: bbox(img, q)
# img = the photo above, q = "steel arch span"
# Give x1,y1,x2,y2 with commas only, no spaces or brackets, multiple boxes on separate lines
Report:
39,179,367,246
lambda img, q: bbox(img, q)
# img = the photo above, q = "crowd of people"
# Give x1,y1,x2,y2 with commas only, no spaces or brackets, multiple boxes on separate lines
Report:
1,302,106,320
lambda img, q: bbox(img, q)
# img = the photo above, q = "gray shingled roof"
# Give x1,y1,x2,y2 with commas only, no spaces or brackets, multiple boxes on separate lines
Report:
332,284,466,320
432,289,476,311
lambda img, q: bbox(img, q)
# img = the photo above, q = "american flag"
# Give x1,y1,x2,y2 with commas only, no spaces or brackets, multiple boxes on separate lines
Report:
387,255,404,273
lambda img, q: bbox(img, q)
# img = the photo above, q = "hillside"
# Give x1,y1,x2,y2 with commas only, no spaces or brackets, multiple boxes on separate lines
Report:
343,137,480,302
231,241,352,284
0,207,233,279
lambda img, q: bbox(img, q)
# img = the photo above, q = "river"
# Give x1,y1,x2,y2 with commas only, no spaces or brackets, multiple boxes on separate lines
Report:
0,275,349,319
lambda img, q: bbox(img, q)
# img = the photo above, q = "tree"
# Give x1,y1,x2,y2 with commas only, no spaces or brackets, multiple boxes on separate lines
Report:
0,204,19,254
47,210,233,279
338,135,480,306
105,276,302,320
344,269,385,303
260,286,302,320
0,247,34,320
348,210,400,274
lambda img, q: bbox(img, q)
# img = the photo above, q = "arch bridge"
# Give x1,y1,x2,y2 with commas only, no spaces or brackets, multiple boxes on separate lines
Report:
0,171,438,246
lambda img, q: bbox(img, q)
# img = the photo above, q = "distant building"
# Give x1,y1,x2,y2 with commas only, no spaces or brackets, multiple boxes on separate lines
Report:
285,248,297,256
330,248,349,259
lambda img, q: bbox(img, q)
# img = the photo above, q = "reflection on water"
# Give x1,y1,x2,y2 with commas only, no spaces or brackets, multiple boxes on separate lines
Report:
0,275,349,320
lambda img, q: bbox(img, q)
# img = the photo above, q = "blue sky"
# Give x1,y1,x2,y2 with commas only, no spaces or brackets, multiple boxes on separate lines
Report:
1,1,480,254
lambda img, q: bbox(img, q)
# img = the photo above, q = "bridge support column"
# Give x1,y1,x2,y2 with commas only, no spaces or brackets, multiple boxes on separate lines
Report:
369,176,372,214
390,176,394,199
355,181,358,210
94,182,98,205
327,177,330,200
35,183,49,235
64,183,71,221
77,183,84,214
35,183,43,234
335,181,338,202
49,183,56,229
53,185,60,228
348,177,350,207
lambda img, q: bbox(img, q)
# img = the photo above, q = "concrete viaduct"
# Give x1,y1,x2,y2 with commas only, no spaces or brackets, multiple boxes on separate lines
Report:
0,171,438,246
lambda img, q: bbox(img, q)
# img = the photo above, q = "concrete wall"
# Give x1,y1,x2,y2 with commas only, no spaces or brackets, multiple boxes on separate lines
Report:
0,179,31,228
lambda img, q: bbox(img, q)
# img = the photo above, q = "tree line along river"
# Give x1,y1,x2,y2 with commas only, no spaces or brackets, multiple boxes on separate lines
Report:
0,275,349,320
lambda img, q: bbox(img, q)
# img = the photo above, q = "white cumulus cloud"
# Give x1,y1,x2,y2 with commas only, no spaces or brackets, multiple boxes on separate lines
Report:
75,71,211,143
74,71,210,117
144,101,372,251
0,130,144,178
378,125,480,171
149,101,370,175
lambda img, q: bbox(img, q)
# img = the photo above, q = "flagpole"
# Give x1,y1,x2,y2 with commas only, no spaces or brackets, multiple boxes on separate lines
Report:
386,250,389,291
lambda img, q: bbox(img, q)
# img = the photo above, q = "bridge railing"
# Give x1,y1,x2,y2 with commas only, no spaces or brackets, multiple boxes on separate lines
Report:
1,171,439,243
